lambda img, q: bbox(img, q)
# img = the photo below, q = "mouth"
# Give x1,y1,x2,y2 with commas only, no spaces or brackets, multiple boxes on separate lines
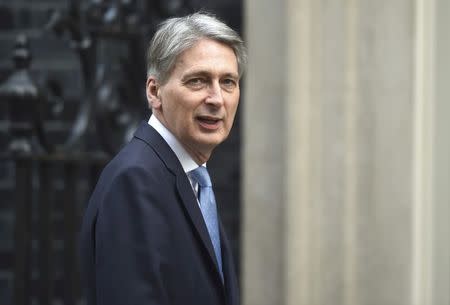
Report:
196,115,222,130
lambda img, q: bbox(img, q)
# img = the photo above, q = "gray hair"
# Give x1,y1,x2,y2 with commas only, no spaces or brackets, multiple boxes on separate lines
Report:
146,12,247,83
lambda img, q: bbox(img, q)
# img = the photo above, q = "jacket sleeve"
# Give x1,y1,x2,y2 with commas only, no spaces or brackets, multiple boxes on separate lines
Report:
94,165,171,305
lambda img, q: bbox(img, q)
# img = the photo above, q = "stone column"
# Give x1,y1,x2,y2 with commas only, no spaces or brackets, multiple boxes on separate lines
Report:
241,0,287,303
242,0,448,305
432,0,450,303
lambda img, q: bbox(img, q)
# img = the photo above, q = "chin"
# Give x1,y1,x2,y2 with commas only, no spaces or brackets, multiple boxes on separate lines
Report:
197,136,226,150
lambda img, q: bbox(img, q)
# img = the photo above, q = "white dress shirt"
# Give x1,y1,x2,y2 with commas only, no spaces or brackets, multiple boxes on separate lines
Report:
148,115,205,198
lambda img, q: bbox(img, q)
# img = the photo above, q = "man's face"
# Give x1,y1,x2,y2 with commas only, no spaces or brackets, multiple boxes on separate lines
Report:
147,38,240,163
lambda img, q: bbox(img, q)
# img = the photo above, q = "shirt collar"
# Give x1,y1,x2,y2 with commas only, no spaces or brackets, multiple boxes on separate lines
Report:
148,115,202,173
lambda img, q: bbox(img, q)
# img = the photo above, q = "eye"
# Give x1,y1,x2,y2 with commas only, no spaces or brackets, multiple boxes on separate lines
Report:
185,78,206,89
221,78,237,91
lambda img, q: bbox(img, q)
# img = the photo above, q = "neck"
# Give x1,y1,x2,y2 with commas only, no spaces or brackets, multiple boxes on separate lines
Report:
152,111,213,165
184,145,212,165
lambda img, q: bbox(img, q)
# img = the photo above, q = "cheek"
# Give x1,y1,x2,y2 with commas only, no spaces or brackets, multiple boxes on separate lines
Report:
227,100,240,120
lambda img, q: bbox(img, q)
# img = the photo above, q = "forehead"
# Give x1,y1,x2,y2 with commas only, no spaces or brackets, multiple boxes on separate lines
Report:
172,39,238,76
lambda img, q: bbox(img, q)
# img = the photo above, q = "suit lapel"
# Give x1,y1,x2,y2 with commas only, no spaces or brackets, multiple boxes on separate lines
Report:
133,121,224,283
220,222,239,305
175,172,223,277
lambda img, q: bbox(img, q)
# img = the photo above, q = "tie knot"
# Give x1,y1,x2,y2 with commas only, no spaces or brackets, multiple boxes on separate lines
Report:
189,166,212,187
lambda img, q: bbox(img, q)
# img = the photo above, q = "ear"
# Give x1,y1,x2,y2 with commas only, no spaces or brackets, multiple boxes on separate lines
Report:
146,76,162,110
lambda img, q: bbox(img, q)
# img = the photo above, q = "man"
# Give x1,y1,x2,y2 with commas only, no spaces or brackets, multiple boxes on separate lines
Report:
79,12,247,305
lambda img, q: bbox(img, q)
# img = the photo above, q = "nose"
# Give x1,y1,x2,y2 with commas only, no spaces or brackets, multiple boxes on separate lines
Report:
205,81,224,106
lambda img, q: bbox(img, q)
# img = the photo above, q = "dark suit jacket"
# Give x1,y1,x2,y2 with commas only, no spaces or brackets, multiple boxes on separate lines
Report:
80,121,239,305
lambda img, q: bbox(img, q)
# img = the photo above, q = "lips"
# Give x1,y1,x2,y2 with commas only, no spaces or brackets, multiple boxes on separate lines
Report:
196,115,222,130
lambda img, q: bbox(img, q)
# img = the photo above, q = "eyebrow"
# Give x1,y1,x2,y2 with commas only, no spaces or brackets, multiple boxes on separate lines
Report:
181,70,239,81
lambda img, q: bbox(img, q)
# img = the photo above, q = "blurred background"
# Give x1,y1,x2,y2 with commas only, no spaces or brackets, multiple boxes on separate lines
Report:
0,0,449,305
242,1,449,305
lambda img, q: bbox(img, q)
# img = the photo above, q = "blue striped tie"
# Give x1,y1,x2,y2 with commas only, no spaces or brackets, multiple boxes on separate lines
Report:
189,166,223,280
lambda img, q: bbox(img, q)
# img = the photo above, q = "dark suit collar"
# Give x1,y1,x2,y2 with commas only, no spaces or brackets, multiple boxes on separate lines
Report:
133,121,180,175
133,121,225,286
148,115,199,173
